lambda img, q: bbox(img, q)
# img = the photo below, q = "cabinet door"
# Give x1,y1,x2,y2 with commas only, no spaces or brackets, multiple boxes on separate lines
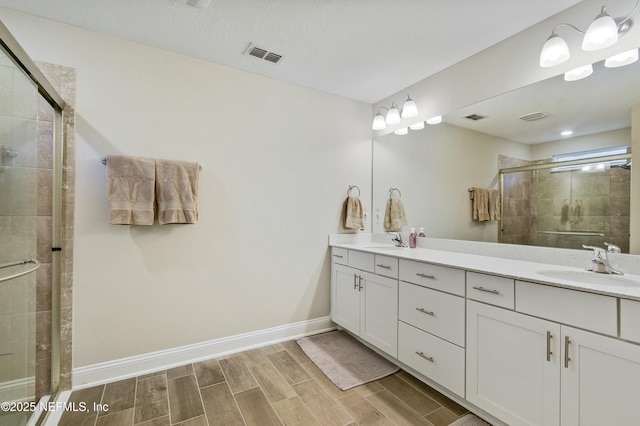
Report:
331,264,361,335
467,301,560,426
361,271,398,357
561,326,640,426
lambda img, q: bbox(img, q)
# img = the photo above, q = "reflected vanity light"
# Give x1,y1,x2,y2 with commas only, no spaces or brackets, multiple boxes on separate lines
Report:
371,95,419,130
539,0,640,68
394,127,409,135
426,115,442,125
605,48,639,67
561,130,574,136
564,64,593,81
409,121,425,130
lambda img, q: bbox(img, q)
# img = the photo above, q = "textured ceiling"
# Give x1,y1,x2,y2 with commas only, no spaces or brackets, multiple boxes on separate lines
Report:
0,0,581,103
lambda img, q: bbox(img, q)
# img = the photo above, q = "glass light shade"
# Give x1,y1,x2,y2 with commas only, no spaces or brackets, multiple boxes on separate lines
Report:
394,127,408,135
564,64,593,81
385,104,401,124
605,48,639,67
426,115,442,125
582,9,618,51
409,121,425,130
372,113,386,130
401,96,418,118
539,34,570,67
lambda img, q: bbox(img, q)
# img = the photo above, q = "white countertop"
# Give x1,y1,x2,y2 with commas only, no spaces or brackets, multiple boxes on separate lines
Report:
331,242,640,301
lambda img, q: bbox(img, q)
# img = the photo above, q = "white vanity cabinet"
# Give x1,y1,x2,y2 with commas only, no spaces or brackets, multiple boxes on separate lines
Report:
467,300,561,426
331,249,398,357
468,281,640,426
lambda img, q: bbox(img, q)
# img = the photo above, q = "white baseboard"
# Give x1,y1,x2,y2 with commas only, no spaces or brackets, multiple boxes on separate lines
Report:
72,316,335,389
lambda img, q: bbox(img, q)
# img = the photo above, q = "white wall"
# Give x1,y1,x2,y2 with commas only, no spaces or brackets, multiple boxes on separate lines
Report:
0,8,372,368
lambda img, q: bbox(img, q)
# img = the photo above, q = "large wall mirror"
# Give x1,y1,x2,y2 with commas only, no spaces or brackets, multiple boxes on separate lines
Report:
372,54,639,253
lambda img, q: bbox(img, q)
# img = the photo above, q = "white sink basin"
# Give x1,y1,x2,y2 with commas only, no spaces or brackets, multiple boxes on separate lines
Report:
536,269,640,287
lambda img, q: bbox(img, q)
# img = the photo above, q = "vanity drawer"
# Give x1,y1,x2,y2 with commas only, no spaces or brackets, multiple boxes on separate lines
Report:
331,247,348,265
399,259,465,296
375,255,399,279
467,272,515,309
398,322,465,398
515,281,617,336
348,250,374,273
399,282,465,346
620,299,640,343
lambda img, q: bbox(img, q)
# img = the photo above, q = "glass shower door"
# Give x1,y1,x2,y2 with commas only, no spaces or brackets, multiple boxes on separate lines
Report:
0,44,50,425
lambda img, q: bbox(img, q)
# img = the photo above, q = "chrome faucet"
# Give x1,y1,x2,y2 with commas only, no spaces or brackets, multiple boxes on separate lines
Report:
583,243,623,275
390,232,407,247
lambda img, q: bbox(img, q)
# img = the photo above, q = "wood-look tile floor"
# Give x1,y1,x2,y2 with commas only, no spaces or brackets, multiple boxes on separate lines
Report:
58,339,471,426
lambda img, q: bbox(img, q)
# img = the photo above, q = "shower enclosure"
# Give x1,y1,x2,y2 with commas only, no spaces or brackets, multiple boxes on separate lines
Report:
0,21,66,425
500,152,632,252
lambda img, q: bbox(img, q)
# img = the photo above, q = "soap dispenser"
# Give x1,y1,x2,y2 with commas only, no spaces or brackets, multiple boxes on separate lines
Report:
418,227,426,237
409,228,417,248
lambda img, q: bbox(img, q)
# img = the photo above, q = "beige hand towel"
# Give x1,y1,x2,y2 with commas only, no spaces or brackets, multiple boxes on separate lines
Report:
384,198,408,231
107,155,156,225
155,159,200,225
470,188,500,221
344,195,364,230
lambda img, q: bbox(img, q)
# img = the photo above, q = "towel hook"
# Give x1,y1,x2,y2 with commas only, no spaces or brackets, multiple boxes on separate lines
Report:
348,185,360,197
389,187,401,198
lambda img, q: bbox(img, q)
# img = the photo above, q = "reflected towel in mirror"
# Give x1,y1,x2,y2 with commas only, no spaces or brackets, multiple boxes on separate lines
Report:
469,188,500,221
384,198,408,231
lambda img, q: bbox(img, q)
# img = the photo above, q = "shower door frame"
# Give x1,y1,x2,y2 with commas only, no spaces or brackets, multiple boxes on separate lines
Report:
0,19,66,401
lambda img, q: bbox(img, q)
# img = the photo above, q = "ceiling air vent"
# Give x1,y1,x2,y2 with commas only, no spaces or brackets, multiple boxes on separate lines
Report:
519,111,549,121
464,114,487,121
243,43,284,64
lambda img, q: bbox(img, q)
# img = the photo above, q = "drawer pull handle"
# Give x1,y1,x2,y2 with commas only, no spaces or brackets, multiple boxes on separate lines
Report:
415,351,434,363
416,307,435,316
546,331,553,362
332,254,344,258
564,336,571,368
416,273,436,279
353,274,358,290
472,286,500,295
376,264,392,269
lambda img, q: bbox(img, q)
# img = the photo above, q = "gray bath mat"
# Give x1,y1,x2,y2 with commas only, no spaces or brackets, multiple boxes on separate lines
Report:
296,330,399,390
450,413,492,426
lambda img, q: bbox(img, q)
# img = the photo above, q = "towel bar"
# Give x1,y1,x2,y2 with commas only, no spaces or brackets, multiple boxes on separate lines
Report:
0,259,41,284
101,157,203,171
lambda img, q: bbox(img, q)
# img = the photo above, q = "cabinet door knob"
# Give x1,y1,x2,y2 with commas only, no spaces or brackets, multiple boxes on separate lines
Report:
415,351,435,363
546,331,553,362
416,307,435,316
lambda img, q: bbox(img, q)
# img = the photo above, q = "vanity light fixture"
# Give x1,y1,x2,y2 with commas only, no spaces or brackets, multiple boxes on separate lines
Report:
561,130,574,136
539,0,640,67
564,64,593,81
371,95,419,130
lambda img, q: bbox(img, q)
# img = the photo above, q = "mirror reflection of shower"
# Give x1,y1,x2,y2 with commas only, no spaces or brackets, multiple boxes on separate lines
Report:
500,147,631,252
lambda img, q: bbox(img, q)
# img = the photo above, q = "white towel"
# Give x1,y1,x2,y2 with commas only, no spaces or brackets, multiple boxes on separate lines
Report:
106,155,155,225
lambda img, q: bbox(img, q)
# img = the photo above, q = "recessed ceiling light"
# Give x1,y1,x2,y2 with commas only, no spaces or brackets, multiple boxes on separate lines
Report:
561,130,573,136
